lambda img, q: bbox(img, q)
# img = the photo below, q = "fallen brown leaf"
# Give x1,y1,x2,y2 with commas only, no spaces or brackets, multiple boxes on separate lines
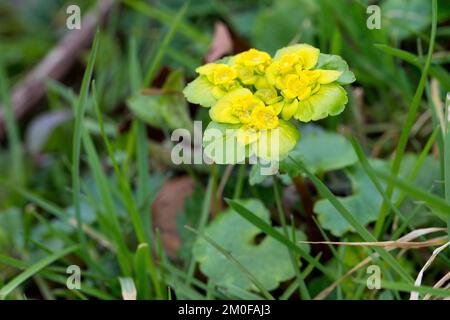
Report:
205,21,233,63
152,176,195,258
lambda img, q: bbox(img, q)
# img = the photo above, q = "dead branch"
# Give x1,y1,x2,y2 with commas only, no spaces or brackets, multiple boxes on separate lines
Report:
0,0,115,139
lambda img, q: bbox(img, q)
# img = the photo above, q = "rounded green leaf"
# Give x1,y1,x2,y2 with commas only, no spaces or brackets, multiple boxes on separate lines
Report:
315,53,356,85
192,199,309,292
280,126,357,176
294,84,348,122
314,155,442,237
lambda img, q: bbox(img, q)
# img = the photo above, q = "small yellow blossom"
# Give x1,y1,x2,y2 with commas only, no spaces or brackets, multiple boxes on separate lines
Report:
249,105,279,130
182,43,355,163
232,49,272,85
195,63,240,99
196,63,237,85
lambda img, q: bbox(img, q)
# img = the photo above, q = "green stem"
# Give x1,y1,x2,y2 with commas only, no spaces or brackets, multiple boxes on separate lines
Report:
273,177,310,300
233,164,246,199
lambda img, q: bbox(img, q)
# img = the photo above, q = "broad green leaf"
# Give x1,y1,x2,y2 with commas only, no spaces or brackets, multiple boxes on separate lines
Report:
128,70,192,131
316,53,356,85
315,160,387,237
192,199,309,292
294,84,348,122
280,126,357,176
315,155,442,236
382,0,431,40
159,70,193,131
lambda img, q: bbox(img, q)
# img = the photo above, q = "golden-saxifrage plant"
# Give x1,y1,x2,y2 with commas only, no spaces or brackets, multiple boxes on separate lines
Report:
183,44,355,163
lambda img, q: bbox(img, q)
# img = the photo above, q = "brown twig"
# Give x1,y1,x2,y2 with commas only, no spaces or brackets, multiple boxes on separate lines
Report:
0,0,115,139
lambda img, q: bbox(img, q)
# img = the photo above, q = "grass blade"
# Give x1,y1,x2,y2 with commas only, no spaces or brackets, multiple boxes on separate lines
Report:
375,169,450,221
0,61,24,184
350,137,407,238
71,30,100,262
143,2,188,85
374,280,450,299
225,198,333,280
185,174,216,285
287,157,413,284
82,129,133,276
273,177,310,299
93,84,147,244
444,93,450,237
0,245,79,299
378,0,438,228
123,0,209,46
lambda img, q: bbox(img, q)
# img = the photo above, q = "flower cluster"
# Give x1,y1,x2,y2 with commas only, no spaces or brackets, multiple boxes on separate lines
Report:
183,44,355,163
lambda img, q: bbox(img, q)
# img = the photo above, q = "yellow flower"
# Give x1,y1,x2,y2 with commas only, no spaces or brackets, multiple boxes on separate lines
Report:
182,43,356,164
232,49,272,85
206,88,300,161
249,105,279,130
192,63,240,100
234,48,271,69
265,44,347,122
209,88,264,124
254,87,282,105
196,63,237,85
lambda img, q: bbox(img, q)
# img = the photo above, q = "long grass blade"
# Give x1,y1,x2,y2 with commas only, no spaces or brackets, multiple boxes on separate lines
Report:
0,245,79,299
378,0,438,230
287,156,413,284
71,30,100,261
225,198,333,280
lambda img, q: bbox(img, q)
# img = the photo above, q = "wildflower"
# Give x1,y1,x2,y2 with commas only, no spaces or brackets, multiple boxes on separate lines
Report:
182,45,354,164
207,88,300,161
183,63,241,107
266,44,348,122
232,49,272,85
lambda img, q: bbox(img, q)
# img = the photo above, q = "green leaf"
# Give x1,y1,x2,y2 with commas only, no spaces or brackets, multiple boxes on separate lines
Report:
314,160,387,237
128,70,192,131
280,126,357,176
294,84,348,122
183,75,217,108
249,163,269,186
287,157,414,283
159,69,193,131
316,53,356,85
127,94,163,128
314,155,442,236
192,199,309,292
381,0,431,40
